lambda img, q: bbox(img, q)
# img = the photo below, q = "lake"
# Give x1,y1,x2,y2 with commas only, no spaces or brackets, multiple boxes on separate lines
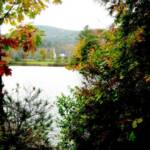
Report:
3,66,82,100
3,66,82,144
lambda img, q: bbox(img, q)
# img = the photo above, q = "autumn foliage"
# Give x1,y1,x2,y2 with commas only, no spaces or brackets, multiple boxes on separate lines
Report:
0,24,43,77
0,37,17,76
58,0,150,150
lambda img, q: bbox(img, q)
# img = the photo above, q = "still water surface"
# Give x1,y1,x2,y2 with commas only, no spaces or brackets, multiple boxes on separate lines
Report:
3,66,82,101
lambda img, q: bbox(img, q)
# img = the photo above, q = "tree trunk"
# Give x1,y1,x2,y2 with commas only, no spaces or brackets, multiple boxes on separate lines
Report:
0,26,6,147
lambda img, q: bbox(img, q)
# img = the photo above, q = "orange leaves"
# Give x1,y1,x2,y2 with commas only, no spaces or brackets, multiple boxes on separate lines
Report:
73,63,82,70
9,24,43,52
9,26,32,52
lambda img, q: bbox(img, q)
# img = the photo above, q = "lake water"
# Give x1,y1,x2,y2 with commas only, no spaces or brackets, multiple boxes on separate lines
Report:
3,66,82,144
3,66,82,100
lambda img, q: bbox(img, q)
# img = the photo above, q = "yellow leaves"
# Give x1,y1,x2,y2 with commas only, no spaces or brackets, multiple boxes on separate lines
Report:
111,1,127,16
134,27,144,43
132,118,143,129
88,48,95,64
22,0,31,8
70,27,119,72
2,52,11,63
137,118,143,124
132,121,137,128
18,14,24,22
1,0,58,25
103,57,112,68
126,27,144,48
144,75,150,83
38,0,47,9
7,0,14,4
52,0,62,4
73,39,85,59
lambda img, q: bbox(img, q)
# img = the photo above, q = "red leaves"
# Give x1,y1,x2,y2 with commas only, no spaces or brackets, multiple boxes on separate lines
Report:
0,36,19,49
0,63,12,76
0,36,18,77
0,24,41,77
0,52,12,77
0,51,7,57
10,25,40,52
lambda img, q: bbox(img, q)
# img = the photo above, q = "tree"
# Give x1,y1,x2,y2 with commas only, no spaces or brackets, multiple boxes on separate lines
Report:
58,0,150,149
0,85,53,150
0,0,62,148
48,48,55,61
0,0,62,26
39,48,47,60
58,27,120,150
0,24,44,131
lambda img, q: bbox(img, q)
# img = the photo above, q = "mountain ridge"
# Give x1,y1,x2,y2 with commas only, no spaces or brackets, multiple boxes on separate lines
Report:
36,25,80,56
37,25,80,46
37,25,81,32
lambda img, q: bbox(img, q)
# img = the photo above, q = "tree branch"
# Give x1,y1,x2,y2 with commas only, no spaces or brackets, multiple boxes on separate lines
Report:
0,4,15,25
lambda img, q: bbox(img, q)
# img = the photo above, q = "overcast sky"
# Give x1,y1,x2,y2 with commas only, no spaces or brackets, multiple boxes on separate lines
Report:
2,0,114,33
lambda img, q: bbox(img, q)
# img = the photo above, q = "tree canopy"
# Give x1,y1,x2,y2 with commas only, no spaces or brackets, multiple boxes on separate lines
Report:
0,0,62,25
58,0,150,149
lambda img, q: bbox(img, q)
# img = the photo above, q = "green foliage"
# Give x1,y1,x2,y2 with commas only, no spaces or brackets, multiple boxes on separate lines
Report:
0,85,53,150
128,131,136,142
39,48,48,60
0,0,62,25
57,0,150,149
57,90,86,150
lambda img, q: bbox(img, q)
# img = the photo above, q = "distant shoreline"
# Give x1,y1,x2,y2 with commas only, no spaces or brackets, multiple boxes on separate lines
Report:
9,61,67,67
10,64,66,67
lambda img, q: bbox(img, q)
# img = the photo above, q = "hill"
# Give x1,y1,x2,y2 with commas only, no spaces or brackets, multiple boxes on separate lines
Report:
37,25,80,56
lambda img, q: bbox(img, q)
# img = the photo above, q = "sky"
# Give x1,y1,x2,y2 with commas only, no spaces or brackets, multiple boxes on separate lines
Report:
2,0,114,33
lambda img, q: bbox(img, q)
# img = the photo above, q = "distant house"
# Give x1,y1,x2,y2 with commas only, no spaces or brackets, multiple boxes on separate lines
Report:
59,49,68,58
59,53,66,58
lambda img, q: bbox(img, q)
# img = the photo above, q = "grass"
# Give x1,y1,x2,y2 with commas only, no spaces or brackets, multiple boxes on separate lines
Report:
9,59,68,66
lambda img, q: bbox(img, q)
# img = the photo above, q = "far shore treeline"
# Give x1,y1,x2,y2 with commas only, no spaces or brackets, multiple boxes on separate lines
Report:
5,25,79,66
